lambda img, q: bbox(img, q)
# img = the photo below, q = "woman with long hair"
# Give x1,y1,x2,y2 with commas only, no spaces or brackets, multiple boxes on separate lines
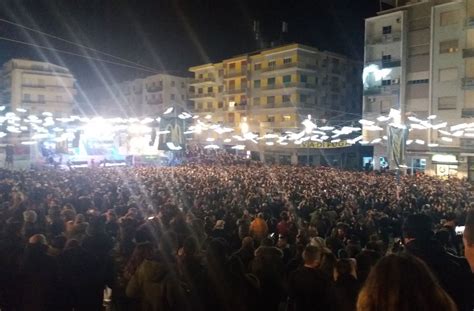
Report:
357,254,457,311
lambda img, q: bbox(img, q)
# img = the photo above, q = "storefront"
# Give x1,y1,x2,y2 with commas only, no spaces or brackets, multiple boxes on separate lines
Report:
431,154,458,177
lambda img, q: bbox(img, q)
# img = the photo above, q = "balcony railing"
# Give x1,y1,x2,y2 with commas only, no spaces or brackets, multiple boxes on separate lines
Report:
261,62,317,73
226,88,247,95
146,85,163,93
462,78,474,89
366,32,402,45
461,107,474,118
463,48,474,58
190,77,215,84
224,68,247,78
365,59,401,68
189,92,215,99
261,82,316,91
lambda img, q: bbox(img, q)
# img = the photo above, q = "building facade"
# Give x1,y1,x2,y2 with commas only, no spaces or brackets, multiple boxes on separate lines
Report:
189,43,366,167
363,0,474,180
84,73,189,117
1,59,77,116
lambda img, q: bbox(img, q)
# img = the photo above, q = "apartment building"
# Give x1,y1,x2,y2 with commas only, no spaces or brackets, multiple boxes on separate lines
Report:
189,43,365,167
363,0,474,180
1,59,77,116
85,73,189,117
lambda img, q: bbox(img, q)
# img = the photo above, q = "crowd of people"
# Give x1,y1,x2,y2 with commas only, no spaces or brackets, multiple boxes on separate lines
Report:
0,163,473,311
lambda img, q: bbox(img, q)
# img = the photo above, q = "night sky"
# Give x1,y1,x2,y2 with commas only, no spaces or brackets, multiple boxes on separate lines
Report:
0,0,379,89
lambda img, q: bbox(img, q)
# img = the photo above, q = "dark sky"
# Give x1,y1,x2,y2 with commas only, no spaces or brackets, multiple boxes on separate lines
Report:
0,0,379,89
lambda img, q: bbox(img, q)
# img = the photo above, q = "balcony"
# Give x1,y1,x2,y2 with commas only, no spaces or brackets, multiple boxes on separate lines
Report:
363,84,400,96
463,48,474,58
146,85,163,93
461,108,474,118
365,59,401,69
261,82,317,91
261,62,317,74
366,32,402,45
224,68,247,79
189,92,215,100
190,77,216,84
466,17,474,28
225,87,247,95
462,78,474,89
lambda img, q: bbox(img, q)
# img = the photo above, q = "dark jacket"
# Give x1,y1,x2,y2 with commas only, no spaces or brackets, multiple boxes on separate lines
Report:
405,239,472,311
335,274,360,311
288,266,338,311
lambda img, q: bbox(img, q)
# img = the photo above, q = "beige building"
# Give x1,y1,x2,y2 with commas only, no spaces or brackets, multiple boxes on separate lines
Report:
189,43,364,166
1,59,76,116
84,73,189,117
363,0,474,180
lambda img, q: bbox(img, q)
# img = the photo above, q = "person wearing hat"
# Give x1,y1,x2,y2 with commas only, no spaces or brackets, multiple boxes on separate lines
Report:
249,213,268,243
403,214,472,311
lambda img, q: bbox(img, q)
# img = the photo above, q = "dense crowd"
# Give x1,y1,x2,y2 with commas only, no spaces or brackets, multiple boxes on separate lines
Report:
0,164,473,311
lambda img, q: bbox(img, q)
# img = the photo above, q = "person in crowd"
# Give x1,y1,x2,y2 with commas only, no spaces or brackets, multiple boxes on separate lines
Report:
232,236,255,272
288,245,338,311
334,258,360,311
464,209,474,272
357,254,457,311
403,214,472,311
249,213,268,243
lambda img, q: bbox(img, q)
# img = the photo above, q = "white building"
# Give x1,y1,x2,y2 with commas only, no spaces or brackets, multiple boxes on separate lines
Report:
84,73,190,117
1,59,77,116
363,0,474,180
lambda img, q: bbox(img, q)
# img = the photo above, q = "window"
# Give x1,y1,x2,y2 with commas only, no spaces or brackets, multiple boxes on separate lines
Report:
382,79,392,86
283,75,291,83
207,102,213,109
439,40,459,54
283,115,291,121
207,86,213,93
267,96,275,104
438,96,457,110
171,81,176,87
382,25,392,34
229,63,236,70
254,80,261,88
170,94,176,100
253,97,260,106
241,78,247,89
282,95,291,103
198,88,203,94
23,93,31,101
218,86,224,92
197,102,203,110
300,94,307,103
440,10,460,26
159,81,163,87
254,63,262,71
152,94,156,100
382,54,392,61
241,60,247,67
283,57,292,64
300,74,307,83
267,116,275,122
218,102,224,108
407,79,429,84
229,80,236,90
268,60,276,68
38,95,45,102
267,77,276,85
439,68,458,82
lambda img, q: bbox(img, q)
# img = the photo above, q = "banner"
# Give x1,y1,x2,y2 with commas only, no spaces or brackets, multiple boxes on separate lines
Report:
387,126,408,168
300,140,351,149
158,117,186,150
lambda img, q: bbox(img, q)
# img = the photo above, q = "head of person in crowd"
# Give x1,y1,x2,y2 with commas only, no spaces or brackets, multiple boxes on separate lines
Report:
124,242,154,279
464,209,474,272
402,214,434,244
357,254,457,311
302,245,321,269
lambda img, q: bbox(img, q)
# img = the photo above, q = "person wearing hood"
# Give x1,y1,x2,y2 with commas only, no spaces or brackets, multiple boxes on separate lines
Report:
126,234,184,311
403,214,472,311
